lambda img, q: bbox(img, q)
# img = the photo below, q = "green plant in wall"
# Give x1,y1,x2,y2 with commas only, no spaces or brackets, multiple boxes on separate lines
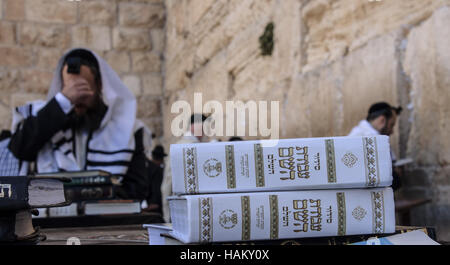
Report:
259,22,275,56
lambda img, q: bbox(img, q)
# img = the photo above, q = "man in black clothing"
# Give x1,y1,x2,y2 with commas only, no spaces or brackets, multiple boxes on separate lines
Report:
8,48,149,200
144,145,167,214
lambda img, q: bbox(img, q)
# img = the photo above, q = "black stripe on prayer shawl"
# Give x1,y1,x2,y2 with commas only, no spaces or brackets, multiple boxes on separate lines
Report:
64,149,73,156
88,148,134,155
86,160,131,167
54,137,74,149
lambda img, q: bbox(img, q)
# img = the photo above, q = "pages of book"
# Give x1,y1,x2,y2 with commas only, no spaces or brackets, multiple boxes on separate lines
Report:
170,136,393,194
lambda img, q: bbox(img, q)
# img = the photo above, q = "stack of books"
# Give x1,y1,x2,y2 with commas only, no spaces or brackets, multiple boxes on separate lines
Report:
0,176,70,244
164,136,398,244
34,170,141,217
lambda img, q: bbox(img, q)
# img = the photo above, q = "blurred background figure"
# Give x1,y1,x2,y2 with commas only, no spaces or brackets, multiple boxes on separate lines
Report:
8,48,150,201
160,114,209,222
143,145,167,214
349,102,403,139
348,102,403,190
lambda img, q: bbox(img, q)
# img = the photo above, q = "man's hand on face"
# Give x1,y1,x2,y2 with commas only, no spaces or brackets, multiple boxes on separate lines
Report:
61,64,98,115
62,78,95,106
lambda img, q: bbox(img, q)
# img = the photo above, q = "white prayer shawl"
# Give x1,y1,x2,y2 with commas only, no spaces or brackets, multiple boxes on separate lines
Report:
348,120,380,137
348,120,397,161
12,48,151,175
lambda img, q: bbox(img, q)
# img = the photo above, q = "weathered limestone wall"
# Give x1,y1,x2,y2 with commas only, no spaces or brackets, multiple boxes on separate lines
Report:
164,0,450,241
0,0,166,139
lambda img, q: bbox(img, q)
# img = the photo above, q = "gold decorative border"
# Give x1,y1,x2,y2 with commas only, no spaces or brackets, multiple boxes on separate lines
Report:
254,144,265,187
269,195,279,239
183,147,199,194
371,191,385,234
363,137,380,187
326,140,337,183
226,145,236,189
241,196,251,241
199,197,213,243
337,192,346,236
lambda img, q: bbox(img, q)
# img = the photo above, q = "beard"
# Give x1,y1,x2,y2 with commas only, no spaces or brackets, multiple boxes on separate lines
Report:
72,94,107,131
379,123,391,136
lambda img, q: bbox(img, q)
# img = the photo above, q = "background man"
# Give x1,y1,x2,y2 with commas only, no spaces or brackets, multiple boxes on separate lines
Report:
8,48,150,200
349,102,403,139
348,102,403,190
144,145,167,214
161,114,208,222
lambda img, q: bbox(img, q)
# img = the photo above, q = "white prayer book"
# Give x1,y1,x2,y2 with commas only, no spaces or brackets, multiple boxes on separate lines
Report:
168,188,395,244
170,136,393,194
352,230,440,245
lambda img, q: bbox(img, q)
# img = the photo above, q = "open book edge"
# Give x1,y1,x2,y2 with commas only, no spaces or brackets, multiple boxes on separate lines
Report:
28,179,69,208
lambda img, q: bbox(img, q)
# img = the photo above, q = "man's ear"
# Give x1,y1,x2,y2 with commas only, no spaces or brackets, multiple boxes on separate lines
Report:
379,116,387,127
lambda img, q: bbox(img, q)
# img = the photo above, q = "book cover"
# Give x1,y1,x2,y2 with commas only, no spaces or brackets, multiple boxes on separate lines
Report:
168,188,395,244
170,136,392,194
65,185,114,202
0,176,71,212
35,170,111,178
48,203,79,217
83,200,141,215
36,170,120,187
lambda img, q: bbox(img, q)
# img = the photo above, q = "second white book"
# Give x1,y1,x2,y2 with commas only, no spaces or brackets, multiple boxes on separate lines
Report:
169,187,395,244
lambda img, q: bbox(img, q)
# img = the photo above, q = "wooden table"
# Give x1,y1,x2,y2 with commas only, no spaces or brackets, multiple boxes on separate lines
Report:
39,225,149,245
35,212,163,245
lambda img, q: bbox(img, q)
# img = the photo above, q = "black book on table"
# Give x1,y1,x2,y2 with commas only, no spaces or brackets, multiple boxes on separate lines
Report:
0,176,71,244
0,176,71,212
35,170,120,187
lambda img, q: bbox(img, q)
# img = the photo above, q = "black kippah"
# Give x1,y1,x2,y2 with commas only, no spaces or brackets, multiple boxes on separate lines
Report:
190,114,208,124
63,49,100,73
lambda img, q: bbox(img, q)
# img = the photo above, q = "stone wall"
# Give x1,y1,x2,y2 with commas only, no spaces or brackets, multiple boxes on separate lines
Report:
164,0,450,241
0,0,166,140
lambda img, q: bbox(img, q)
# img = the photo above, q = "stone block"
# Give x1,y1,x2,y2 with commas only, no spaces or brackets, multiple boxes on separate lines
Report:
113,28,152,51
72,25,112,52
0,47,33,67
79,0,116,26
142,74,163,96
0,22,15,45
123,75,142,97
19,23,70,49
21,69,53,94
131,52,161,73
105,51,131,74
25,0,77,24
4,0,25,21
119,2,165,28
